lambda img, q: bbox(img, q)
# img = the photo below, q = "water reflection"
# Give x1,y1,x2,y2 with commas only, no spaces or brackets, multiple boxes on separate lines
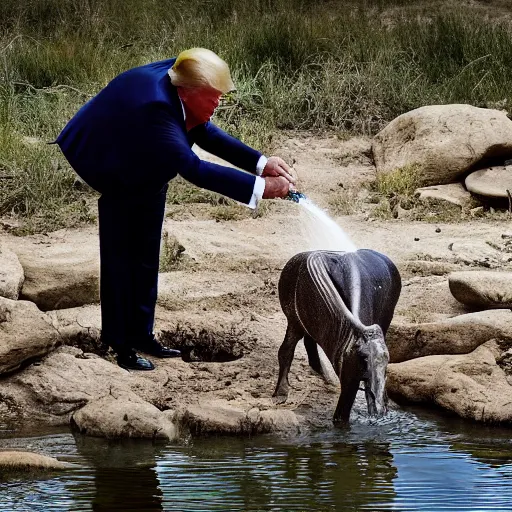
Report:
2,408,512,511
153,435,397,511
73,434,165,511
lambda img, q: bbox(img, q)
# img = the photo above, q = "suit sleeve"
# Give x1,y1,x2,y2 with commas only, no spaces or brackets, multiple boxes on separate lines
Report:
190,121,262,173
140,104,256,204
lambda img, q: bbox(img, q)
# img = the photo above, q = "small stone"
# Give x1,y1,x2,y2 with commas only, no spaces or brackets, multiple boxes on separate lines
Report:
435,228,441,233
470,206,484,217
414,237,420,241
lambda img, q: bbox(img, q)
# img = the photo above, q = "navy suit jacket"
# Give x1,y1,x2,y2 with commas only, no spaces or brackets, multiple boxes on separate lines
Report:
55,58,261,203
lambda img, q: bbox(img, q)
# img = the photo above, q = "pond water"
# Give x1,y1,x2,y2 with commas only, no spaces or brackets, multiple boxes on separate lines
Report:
2,405,512,511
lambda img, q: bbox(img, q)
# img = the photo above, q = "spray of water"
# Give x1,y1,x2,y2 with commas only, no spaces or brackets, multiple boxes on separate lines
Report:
297,197,357,252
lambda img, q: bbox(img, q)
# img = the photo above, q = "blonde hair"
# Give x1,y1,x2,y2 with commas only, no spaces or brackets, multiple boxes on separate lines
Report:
168,48,235,94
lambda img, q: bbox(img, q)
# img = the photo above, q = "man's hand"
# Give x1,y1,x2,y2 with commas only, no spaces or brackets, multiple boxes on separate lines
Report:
262,156,296,184
262,176,290,199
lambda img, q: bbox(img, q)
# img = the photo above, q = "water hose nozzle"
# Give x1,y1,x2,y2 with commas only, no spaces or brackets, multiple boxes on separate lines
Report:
286,190,307,203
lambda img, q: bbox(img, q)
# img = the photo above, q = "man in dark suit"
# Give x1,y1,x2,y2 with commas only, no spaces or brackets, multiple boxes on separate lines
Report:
55,48,294,371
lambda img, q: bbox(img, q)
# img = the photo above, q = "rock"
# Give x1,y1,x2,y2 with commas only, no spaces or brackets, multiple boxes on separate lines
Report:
449,240,503,267
394,204,414,220
402,260,460,276
0,451,72,471
46,305,102,344
414,183,475,208
470,206,484,217
0,297,60,375
0,346,135,423
259,409,300,433
387,341,512,424
17,236,99,311
387,309,512,363
71,395,177,440
176,401,250,435
372,104,512,186
449,271,512,308
465,165,512,198
174,400,300,436
0,244,24,299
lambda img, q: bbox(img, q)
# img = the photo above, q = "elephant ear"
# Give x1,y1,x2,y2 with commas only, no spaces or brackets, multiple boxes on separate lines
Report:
353,337,371,379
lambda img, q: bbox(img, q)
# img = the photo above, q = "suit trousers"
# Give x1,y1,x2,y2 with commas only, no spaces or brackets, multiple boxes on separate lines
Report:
97,185,168,355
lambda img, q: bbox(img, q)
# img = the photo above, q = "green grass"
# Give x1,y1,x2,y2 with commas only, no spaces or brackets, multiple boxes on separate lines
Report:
3,0,512,231
373,164,423,197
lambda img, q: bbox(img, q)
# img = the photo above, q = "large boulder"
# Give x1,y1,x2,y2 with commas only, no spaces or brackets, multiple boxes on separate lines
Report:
0,297,60,375
372,104,512,186
387,341,512,424
449,271,512,308
465,165,512,198
0,244,24,299
387,309,512,363
71,395,177,440
16,233,99,311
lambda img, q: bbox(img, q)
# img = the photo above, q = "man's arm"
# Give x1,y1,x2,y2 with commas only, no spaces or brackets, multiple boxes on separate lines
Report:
190,122,262,174
142,105,257,204
192,122,296,184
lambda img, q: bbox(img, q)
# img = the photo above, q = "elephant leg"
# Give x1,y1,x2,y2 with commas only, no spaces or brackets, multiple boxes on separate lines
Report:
304,335,324,378
273,323,304,403
333,372,360,425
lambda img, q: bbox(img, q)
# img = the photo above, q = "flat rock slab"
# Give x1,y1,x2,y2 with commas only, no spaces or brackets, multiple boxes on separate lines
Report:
175,400,300,436
449,270,512,308
387,309,512,363
414,183,474,208
465,165,512,198
0,297,60,375
0,451,72,472
387,341,512,424
449,240,509,268
373,104,512,186
0,244,24,299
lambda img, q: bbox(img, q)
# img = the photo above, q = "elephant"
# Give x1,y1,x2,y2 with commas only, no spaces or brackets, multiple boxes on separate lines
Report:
273,249,401,424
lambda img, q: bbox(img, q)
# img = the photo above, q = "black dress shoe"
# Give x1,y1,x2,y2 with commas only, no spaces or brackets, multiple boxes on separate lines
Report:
132,337,181,359
117,351,155,371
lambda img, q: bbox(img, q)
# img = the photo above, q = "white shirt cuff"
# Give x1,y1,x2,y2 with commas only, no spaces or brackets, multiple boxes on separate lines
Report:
255,155,267,176
247,176,265,210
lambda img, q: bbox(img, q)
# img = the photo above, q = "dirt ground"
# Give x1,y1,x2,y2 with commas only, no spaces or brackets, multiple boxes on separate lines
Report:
2,131,512,431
